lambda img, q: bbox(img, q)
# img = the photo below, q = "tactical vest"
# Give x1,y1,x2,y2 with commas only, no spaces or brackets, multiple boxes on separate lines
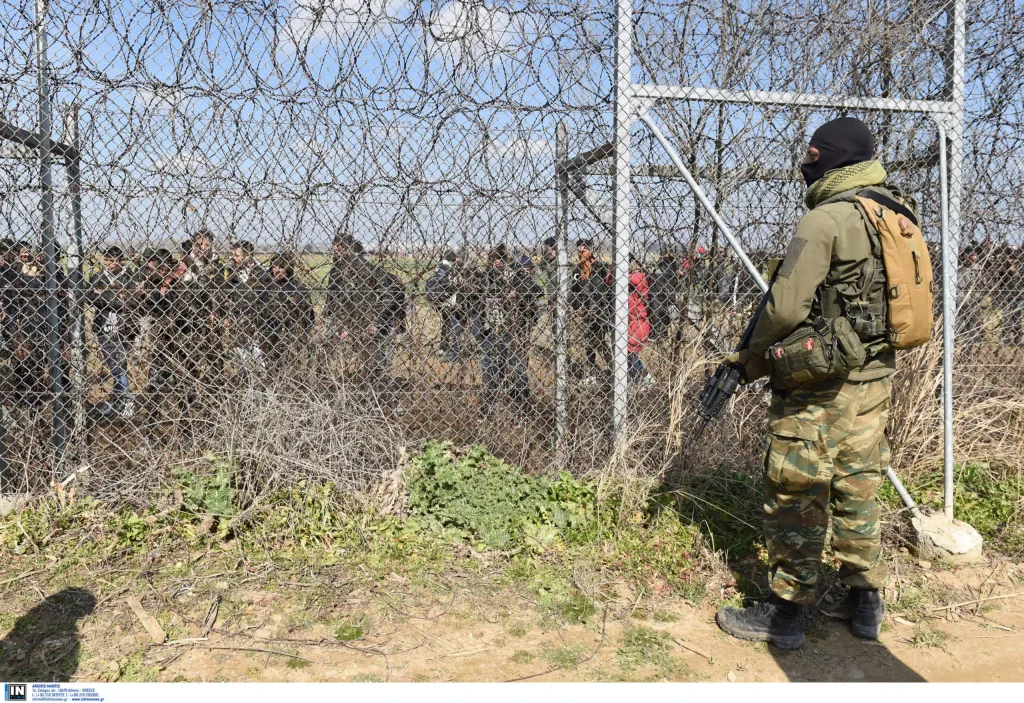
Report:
768,189,896,389
811,189,916,357
813,235,890,358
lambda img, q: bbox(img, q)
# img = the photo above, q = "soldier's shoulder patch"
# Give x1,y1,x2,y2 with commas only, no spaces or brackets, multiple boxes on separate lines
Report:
778,238,808,279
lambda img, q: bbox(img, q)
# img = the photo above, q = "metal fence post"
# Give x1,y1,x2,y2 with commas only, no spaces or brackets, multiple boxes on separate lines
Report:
64,104,87,469
35,0,68,477
612,0,634,444
554,122,569,468
940,0,967,521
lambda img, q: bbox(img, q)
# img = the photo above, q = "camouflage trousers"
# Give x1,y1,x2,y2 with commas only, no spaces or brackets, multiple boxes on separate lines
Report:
763,376,891,605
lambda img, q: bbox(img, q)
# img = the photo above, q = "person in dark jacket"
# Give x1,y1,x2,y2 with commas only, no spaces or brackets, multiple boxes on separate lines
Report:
86,246,138,417
571,238,611,384
425,249,469,362
470,244,541,416
224,240,269,373
647,249,682,342
166,230,228,383
997,247,1023,346
324,232,406,387
0,239,17,364
259,253,314,369
8,246,47,406
142,248,199,414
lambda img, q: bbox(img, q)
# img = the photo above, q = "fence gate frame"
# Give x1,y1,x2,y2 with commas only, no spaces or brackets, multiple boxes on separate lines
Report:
0,0,87,488
612,0,966,520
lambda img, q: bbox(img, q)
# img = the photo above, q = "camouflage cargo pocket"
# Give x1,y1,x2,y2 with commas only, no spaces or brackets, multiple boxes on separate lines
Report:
765,417,822,493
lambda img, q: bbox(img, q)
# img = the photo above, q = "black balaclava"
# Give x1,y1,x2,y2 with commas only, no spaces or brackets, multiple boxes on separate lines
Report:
801,117,876,186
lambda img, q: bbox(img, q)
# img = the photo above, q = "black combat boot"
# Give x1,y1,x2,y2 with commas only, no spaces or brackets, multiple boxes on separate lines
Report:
715,593,805,650
850,588,885,640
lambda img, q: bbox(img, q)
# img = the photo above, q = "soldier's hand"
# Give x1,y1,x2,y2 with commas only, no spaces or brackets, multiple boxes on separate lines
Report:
722,348,767,385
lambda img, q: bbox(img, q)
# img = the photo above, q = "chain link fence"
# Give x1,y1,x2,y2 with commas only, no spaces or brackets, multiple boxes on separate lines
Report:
1,1,1022,517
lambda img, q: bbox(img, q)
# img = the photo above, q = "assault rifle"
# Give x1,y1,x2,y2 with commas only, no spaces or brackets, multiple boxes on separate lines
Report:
693,265,779,444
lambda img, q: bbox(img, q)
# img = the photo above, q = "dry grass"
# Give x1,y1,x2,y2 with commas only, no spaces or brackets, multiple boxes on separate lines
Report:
5,292,1024,552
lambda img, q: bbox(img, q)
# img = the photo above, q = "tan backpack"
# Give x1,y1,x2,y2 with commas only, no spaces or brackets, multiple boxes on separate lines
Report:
854,189,934,349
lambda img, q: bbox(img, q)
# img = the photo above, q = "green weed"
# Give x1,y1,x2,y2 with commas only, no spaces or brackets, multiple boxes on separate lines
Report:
557,593,596,624
176,457,238,518
405,442,603,550
910,627,949,649
663,467,762,557
653,609,679,623
506,622,527,638
117,648,161,682
615,626,680,678
880,462,1023,554
334,623,365,641
285,656,311,670
892,586,926,615
509,650,535,664
541,644,586,669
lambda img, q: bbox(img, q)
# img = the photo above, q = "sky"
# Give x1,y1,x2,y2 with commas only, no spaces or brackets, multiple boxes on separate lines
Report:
0,1,1012,258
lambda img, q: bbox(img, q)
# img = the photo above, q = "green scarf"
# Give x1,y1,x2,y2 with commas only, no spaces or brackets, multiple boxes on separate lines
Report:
804,160,888,209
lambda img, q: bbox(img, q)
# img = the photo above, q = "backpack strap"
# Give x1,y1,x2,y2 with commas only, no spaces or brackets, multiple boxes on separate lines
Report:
856,188,919,227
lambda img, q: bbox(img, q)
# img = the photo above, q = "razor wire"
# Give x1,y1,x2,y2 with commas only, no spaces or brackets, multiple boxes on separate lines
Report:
0,1,1022,505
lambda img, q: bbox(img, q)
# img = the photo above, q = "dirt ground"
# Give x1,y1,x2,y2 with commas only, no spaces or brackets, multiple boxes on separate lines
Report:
2,557,1023,683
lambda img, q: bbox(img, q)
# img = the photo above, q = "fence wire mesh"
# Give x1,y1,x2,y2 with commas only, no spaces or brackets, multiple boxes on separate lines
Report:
0,1,1021,515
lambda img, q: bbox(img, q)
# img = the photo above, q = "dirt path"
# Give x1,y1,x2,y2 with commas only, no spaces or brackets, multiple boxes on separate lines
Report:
4,561,1021,683
147,594,1024,683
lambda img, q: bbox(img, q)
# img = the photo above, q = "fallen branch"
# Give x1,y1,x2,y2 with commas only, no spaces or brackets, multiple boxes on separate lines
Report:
175,645,317,663
674,637,713,663
201,596,221,637
929,592,1022,612
0,569,43,587
126,595,167,644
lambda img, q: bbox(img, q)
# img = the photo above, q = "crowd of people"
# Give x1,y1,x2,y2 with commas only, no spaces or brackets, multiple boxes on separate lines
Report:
954,242,1024,345
3,229,1017,422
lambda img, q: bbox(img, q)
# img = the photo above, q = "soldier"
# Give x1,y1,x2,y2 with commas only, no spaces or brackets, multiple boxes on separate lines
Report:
470,244,541,416
716,117,901,649
259,253,314,369
425,249,469,362
86,246,138,418
324,232,406,392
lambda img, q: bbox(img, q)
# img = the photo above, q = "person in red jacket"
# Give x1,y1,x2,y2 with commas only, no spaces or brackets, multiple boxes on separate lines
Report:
606,254,654,387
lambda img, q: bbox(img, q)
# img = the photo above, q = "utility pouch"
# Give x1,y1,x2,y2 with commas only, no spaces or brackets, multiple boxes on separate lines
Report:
767,316,866,390
832,316,867,373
